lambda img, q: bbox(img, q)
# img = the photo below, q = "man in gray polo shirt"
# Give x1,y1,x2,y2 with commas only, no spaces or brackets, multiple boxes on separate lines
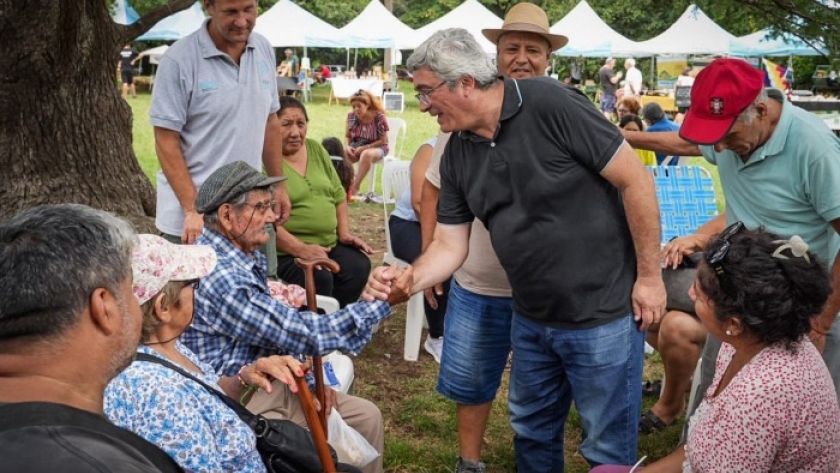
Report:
151,0,290,258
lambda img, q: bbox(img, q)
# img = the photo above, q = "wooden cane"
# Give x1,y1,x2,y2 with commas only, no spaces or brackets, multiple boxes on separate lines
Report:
294,257,341,472
293,376,337,473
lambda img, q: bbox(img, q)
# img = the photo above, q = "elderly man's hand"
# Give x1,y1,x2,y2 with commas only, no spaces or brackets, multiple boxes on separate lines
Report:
632,275,666,331
239,355,305,394
362,265,412,305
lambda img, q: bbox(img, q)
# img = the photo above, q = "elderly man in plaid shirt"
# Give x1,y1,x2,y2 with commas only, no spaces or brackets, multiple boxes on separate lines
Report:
182,161,390,473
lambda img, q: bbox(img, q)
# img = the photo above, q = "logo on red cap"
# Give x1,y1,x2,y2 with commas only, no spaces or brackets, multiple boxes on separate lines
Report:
709,97,724,115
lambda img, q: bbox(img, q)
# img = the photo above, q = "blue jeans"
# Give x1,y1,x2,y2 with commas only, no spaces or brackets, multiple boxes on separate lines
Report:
436,280,514,404
509,313,644,472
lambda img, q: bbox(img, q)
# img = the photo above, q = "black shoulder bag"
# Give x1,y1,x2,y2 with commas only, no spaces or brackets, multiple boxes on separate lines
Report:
134,354,361,473
662,252,703,314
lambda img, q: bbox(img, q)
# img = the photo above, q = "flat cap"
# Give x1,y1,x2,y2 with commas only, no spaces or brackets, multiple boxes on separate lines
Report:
196,161,286,214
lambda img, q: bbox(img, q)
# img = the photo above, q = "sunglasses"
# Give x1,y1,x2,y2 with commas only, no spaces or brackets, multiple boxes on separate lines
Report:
706,221,745,279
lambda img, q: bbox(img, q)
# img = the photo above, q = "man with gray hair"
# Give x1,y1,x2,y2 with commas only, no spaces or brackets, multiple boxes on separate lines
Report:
365,28,665,471
0,204,183,472
624,58,840,425
185,161,390,473
417,4,568,472
623,57,642,98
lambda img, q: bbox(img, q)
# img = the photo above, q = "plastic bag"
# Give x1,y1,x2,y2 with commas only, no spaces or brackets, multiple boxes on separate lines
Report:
327,410,379,468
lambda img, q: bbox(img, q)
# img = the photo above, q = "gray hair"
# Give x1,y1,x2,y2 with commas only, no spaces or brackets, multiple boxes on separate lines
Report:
625,58,636,67
406,28,498,90
737,88,770,125
0,204,135,344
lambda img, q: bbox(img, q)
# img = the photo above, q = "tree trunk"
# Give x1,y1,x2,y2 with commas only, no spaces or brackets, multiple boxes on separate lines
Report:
0,0,192,231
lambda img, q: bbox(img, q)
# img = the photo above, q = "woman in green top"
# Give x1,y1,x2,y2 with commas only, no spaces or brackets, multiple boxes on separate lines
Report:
274,97,374,307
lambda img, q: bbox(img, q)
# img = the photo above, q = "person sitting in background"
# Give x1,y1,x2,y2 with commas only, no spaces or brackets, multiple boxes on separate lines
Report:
322,136,355,197
618,114,656,166
273,97,373,307
388,137,450,363
345,90,389,202
617,95,641,123
315,63,331,85
0,204,183,473
593,226,840,473
641,102,680,165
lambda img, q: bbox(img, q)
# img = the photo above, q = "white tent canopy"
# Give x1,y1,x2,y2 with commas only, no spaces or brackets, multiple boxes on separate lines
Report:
413,0,503,54
254,0,341,47
136,2,206,41
551,0,643,57
730,28,828,57
332,0,422,49
137,45,169,64
630,5,740,55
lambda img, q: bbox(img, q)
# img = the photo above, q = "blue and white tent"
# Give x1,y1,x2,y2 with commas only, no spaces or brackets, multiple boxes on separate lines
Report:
551,1,644,57
730,29,828,57
111,0,139,25
136,2,207,41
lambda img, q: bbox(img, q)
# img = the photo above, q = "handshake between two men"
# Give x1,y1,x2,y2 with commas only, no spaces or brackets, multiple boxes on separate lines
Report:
361,265,417,306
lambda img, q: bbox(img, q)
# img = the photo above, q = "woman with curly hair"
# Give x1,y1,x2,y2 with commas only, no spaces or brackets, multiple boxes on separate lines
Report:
345,89,389,202
593,224,840,472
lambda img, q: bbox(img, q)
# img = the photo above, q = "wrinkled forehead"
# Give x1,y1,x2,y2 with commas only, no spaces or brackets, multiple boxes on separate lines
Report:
497,31,551,52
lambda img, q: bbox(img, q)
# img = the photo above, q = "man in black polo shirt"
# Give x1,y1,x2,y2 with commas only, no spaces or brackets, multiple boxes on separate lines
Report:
364,28,665,472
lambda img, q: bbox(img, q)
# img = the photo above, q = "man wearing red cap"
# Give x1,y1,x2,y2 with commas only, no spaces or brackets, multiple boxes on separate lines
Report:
624,58,840,409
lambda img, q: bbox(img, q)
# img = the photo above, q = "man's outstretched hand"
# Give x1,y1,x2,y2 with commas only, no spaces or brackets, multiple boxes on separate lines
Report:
362,265,413,305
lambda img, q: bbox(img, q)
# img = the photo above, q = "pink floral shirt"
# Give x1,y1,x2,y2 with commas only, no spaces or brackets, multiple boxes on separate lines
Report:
685,340,840,472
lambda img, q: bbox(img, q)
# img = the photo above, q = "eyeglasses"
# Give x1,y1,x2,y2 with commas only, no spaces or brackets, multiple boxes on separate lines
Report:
415,81,447,105
239,200,276,214
706,221,745,278
183,279,200,291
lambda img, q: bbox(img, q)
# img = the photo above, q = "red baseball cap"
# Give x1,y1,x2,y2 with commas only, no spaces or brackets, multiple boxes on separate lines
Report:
679,58,765,145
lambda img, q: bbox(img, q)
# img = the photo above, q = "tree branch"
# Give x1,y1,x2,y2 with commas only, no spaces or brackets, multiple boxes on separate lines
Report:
118,0,196,43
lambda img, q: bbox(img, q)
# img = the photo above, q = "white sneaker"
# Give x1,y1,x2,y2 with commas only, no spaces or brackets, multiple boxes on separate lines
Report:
424,336,443,363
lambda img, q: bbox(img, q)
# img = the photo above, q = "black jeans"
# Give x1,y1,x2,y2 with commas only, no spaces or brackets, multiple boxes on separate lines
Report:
276,243,371,308
388,215,449,338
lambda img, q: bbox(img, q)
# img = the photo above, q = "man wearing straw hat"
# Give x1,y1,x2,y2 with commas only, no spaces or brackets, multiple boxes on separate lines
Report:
417,4,569,472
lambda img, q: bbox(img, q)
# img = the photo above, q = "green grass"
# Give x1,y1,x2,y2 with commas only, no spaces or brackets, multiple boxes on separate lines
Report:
127,81,708,472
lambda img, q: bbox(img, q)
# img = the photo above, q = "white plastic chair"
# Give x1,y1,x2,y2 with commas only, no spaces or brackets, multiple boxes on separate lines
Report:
316,295,355,393
381,161,428,361
367,116,408,195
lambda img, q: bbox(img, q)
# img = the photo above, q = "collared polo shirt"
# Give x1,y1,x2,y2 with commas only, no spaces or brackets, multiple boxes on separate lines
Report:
438,77,635,327
700,88,840,265
151,19,279,236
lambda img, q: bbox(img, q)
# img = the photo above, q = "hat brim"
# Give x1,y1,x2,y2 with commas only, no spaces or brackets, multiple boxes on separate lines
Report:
678,112,738,146
482,27,569,51
167,244,217,283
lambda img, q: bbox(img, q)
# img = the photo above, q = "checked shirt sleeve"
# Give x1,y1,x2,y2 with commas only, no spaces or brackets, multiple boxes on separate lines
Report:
201,263,391,357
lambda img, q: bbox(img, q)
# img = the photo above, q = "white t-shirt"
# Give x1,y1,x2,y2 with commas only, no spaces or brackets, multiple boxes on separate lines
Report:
624,66,643,96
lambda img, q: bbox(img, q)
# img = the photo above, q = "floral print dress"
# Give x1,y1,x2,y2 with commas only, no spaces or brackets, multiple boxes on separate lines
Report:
105,343,265,473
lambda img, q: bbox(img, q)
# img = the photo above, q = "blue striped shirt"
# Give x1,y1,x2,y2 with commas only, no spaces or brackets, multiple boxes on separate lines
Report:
183,227,391,376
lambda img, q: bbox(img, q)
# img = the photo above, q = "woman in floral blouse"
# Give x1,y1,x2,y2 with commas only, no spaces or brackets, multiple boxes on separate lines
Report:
105,235,305,473
592,225,840,473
